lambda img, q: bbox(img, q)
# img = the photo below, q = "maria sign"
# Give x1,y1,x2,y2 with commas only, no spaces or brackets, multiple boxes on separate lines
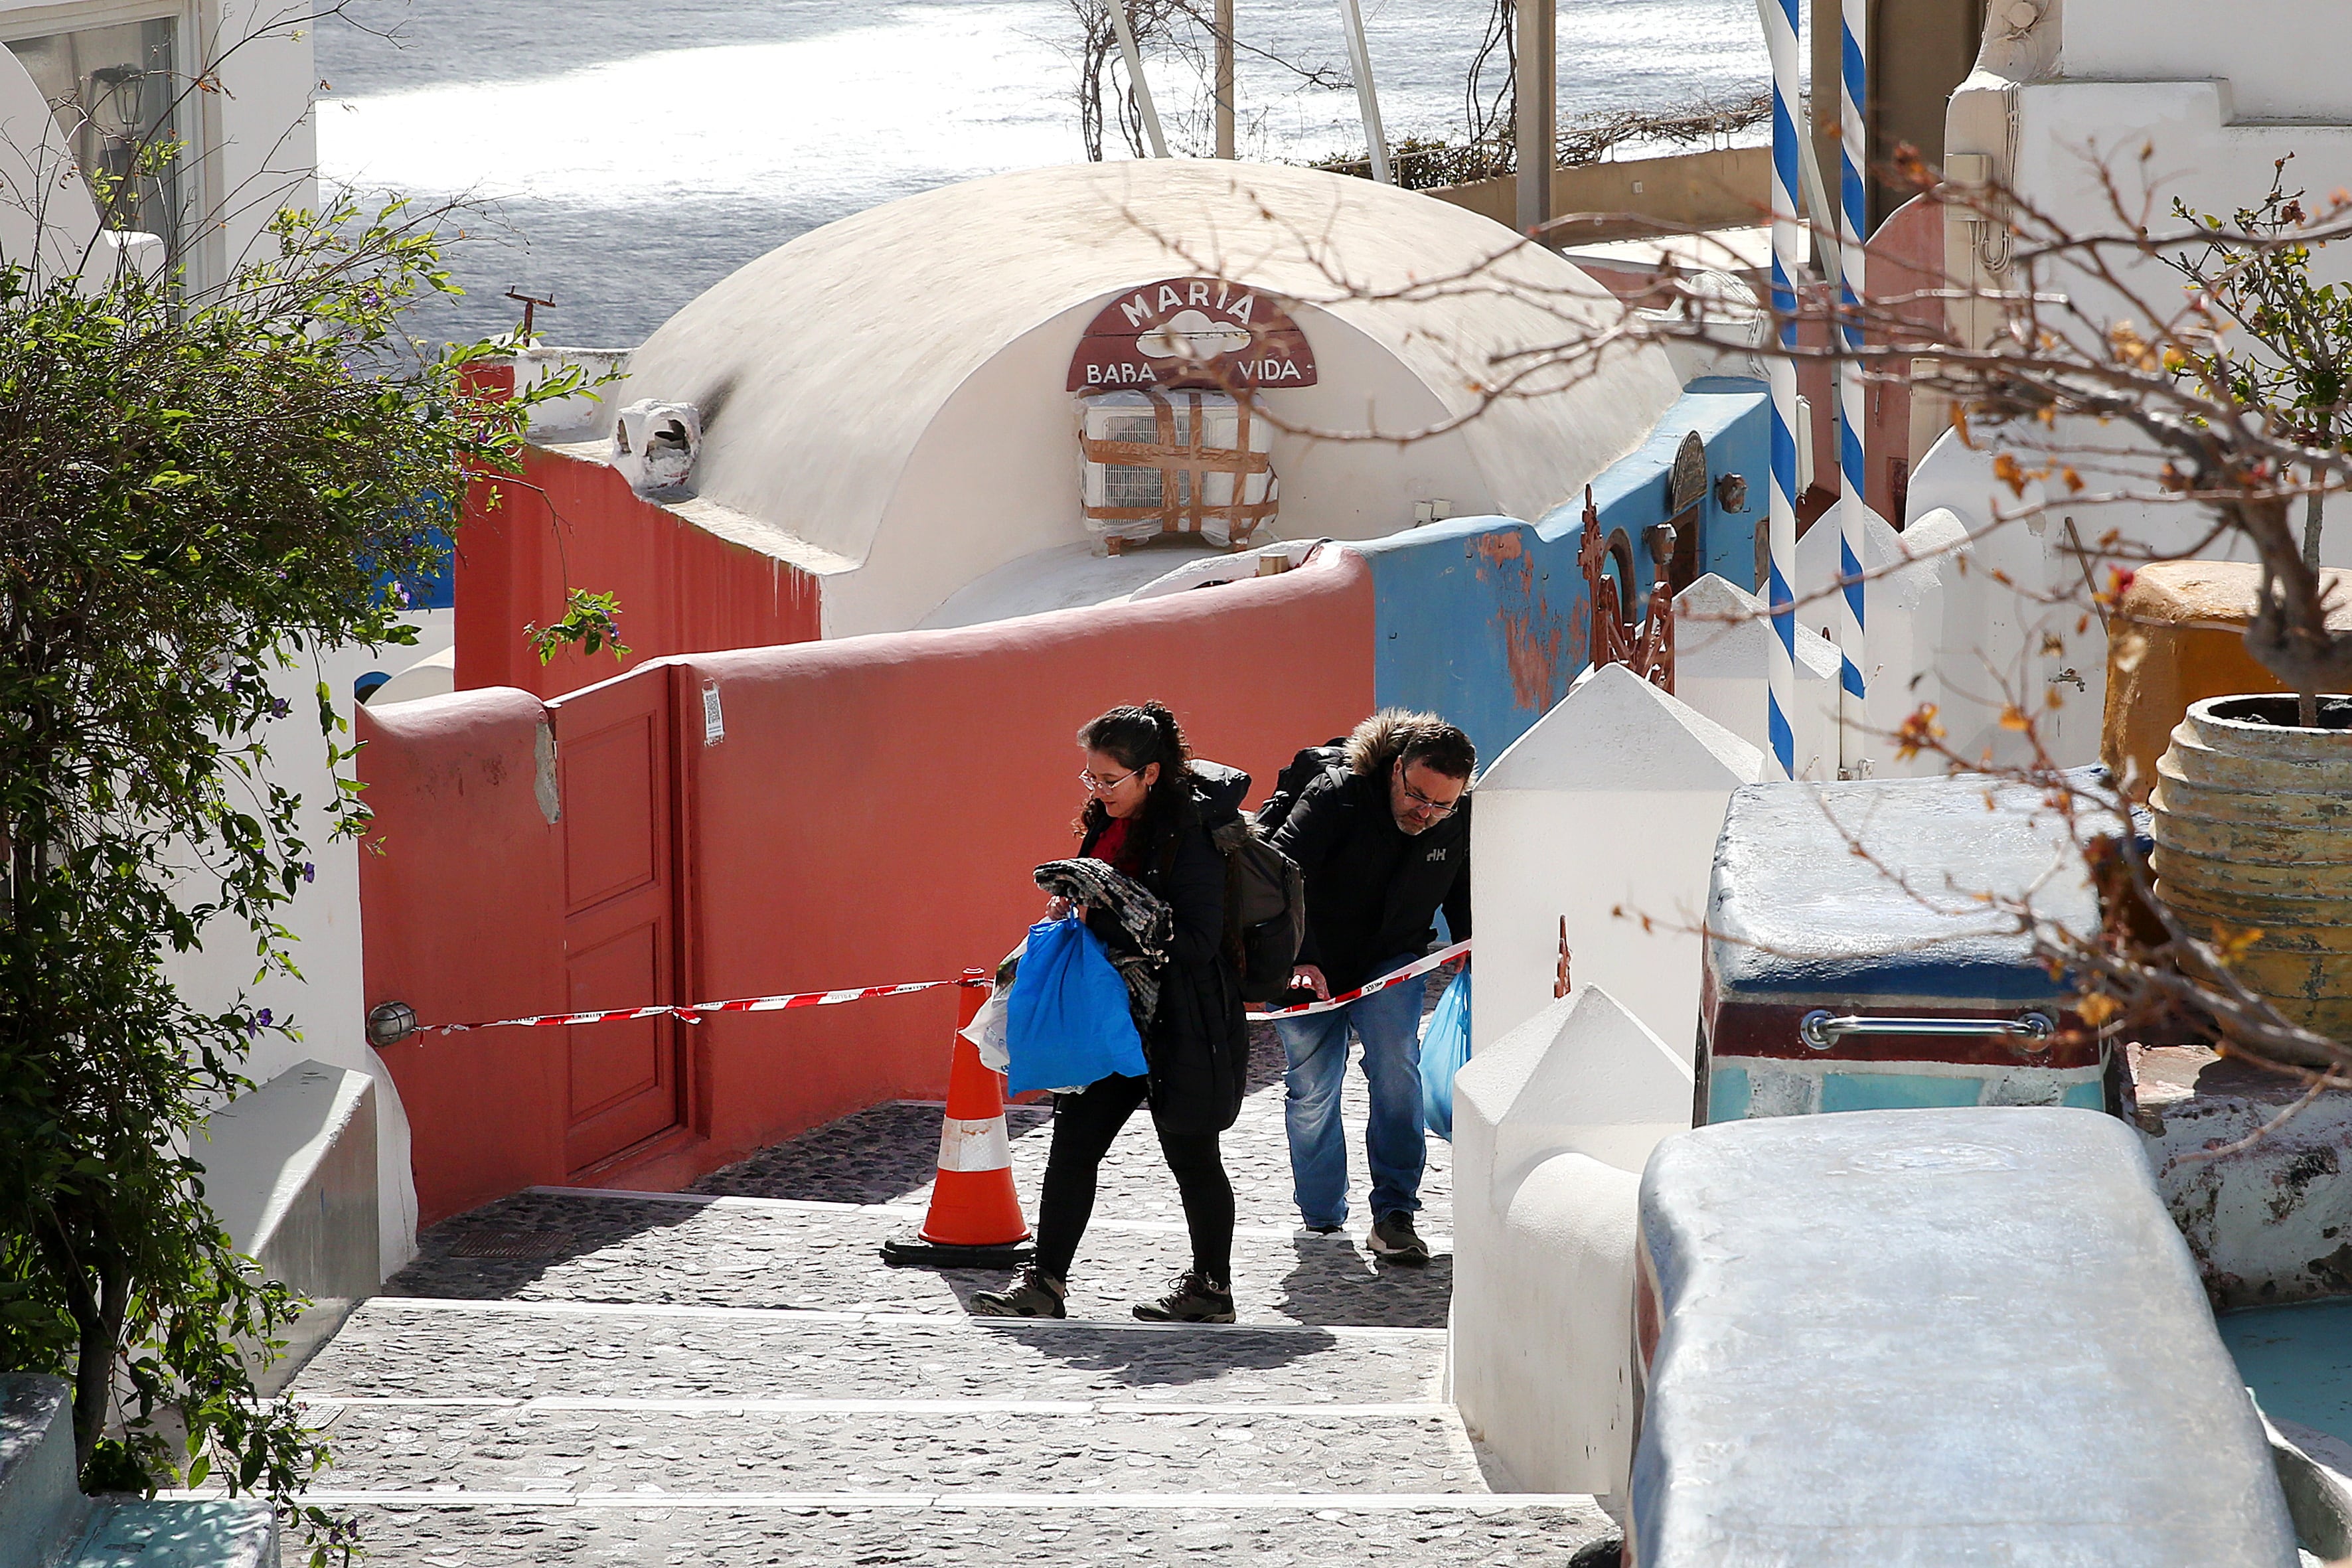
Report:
1067,277,1318,393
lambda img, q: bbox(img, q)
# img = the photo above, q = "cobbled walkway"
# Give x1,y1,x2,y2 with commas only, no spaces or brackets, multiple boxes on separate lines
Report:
275,997,1618,1563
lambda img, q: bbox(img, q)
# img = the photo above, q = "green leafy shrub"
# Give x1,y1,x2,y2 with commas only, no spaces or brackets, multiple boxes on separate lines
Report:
0,196,582,1563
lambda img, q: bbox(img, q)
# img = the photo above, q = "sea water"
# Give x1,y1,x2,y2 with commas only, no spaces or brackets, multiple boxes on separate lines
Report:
315,0,1771,345
2221,1297,2352,1449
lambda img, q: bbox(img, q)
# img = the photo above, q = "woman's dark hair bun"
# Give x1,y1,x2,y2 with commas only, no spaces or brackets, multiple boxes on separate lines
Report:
1077,702,1192,773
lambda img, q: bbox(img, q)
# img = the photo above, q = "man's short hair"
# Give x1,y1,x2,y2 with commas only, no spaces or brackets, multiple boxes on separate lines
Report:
1346,708,1476,782
1399,721,1476,781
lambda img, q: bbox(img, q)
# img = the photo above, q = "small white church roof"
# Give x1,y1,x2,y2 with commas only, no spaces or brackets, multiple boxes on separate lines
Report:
617,160,1684,577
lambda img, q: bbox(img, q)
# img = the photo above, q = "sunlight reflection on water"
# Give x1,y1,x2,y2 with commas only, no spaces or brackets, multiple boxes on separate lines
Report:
317,0,1766,343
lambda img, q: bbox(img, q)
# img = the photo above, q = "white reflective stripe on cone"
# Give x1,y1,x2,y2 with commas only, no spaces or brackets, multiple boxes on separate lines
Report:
937,1116,1012,1172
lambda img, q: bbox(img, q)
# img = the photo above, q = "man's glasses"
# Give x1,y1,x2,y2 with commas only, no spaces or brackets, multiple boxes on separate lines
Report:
1080,767,1142,793
1399,772,1464,817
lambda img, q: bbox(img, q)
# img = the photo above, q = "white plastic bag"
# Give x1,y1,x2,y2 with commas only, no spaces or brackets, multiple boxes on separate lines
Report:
960,939,1024,1075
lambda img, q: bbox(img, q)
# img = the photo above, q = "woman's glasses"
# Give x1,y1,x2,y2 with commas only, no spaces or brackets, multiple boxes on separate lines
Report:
1080,767,1141,793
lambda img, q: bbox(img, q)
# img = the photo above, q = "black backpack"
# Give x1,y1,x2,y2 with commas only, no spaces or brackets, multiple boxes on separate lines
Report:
1250,740,1348,839
1191,761,1310,1002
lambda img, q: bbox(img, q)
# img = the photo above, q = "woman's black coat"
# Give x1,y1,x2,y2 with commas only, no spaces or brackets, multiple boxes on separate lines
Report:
1078,784,1251,1135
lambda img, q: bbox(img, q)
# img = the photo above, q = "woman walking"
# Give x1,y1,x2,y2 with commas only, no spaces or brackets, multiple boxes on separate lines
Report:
973,702,1251,1322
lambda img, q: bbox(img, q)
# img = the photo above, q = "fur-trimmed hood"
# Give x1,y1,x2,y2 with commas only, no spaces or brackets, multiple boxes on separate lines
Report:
1344,709,1421,779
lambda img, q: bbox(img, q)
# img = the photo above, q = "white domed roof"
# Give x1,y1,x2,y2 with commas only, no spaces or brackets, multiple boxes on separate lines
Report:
618,160,1682,574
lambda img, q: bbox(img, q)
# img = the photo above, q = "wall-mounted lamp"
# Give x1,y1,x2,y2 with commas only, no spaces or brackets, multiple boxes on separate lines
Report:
366,1000,418,1048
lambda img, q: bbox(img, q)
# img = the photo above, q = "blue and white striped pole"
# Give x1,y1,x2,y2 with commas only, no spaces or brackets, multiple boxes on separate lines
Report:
1836,0,1868,771
1759,0,1800,780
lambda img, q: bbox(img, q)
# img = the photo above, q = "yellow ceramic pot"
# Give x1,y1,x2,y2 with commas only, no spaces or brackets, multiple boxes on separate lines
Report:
2150,693,2352,1061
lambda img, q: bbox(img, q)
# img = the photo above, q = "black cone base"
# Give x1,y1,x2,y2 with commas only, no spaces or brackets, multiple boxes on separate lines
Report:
878,1233,1035,1270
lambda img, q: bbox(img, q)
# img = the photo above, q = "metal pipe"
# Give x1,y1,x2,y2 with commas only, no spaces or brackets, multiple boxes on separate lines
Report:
1106,0,1168,158
1798,1010,2057,1052
1792,96,1840,295
1336,0,1391,184
1214,0,1235,159
1514,0,1555,235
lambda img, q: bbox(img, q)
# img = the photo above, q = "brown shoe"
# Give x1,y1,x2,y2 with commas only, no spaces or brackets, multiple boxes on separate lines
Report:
971,1267,1067,1319
1131,1270,1236,1324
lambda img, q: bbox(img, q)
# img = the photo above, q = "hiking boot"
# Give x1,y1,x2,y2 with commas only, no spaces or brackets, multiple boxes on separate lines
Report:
971,1267,1067,1319
1368,1210,1431,1267
1131,1270,1237,1324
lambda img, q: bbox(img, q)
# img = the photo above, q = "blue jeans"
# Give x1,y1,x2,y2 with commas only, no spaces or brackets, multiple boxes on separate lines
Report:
1277,955,1425,1229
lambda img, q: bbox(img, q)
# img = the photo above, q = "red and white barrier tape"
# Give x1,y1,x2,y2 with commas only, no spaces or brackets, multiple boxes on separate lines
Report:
430,978,988,1035
420,941,1469,1036
1245,940,1470,1020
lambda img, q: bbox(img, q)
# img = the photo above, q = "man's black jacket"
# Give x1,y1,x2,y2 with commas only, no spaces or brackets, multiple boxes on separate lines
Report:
1267,766,1470,996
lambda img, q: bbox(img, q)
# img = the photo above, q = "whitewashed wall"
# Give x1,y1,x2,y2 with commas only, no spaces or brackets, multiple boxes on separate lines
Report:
1902,422,2352,773
1450,986,1693,1498
189,0,317,295
1672,573,1839,782
1928,0,2352,775
1470,663,1771,1057
830,299,1498,637
163,645,419,1282
1924,2,2352,769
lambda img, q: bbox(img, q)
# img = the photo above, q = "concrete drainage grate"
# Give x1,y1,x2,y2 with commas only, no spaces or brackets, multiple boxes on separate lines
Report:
450,1228,579,1260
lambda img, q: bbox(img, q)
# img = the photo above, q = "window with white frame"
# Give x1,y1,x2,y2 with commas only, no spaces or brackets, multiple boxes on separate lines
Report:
8,18,181,259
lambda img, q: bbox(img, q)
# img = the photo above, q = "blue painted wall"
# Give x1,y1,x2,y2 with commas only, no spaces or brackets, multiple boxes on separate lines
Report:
365,495,457,612
1356,378,1766,767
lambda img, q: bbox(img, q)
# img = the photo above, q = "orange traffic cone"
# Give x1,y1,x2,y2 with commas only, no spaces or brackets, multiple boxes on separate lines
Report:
880,969,1035,1269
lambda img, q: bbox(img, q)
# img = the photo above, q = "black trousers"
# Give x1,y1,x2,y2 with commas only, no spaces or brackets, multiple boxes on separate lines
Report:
1034,1073,1233,1287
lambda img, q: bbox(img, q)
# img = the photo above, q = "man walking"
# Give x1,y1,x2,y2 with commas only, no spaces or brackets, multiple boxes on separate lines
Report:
1267,710,1473,1265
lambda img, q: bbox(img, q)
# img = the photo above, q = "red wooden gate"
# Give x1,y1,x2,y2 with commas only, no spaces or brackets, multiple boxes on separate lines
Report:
551,671,686,1172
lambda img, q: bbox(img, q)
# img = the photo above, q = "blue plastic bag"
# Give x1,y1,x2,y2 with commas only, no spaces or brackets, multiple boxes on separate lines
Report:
1419,969,1472,1140
1004,915,1148,1096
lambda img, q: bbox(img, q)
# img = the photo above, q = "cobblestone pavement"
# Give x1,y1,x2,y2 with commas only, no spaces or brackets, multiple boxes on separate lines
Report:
305,1404,1480,1493
690,1014,1457,1239
387,1192,1453,1330
308,1501,1608,1566
301,1303,1445,1405
279,967,1621,1562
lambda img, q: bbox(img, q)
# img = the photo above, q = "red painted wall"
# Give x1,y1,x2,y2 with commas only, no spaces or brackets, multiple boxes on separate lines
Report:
356,687,570,1224
365,549,1375,1216
660,549,1375,1184
1861,195,1948,523
456,447,823,701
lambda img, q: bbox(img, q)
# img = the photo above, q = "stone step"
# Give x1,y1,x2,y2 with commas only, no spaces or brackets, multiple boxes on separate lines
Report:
295,1402,1481,1496
688,1091,1458,1239
72,1500,277,1568
1,1375,276,1568
260,1496,1613,1567
386,1190,1454,1330
295,1298,1447,1407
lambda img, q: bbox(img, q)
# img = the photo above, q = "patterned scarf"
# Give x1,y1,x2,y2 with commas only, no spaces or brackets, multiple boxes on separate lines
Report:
1034,857,1170,1033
